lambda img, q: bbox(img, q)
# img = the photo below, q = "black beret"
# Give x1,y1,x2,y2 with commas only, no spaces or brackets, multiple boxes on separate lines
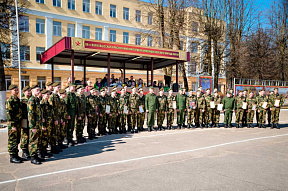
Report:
8,84,18,90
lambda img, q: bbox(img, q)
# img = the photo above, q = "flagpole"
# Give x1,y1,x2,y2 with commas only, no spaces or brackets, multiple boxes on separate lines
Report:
15,0,22,98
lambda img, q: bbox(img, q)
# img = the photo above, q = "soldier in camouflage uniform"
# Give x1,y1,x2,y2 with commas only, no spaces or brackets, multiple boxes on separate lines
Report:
118,88,129,133
124,85,132,131
157,88,167,131
196,90,206,128
166,88,176,130
270,88,284,129
235,91,246,128
145,86,158,131
212,90,222,128
137,88,145,131
98,88,108,135
28,85,43,165
246,91,257,128
6,85,23,163
242,90,248,127
59,89,69,148
46,82,54,92
75,85,86,143
176,88,186,129
256,89,268,128
108,90,119,134
266,91,273,127
204,89,214,128
186,89,197,128
20,86,31,159
129,87,139,133
86,88,97,139
66,83,77,146
92,89,99,137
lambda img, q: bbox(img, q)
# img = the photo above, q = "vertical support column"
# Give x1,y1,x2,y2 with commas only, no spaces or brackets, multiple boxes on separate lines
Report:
107,53,111,87
176,61,179,85
147,64,149,87
151,58,154,86
51,59,54,82
123,62,126,80
83,59,86,85
71,50,75,83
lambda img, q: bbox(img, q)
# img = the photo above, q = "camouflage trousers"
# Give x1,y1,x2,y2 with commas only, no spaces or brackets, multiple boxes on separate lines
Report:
137,112,145,128
53,117,61,144
60,121,67,142
29,128,40,157
119,112,127,130
20,126,29,152
166,109,174,126
76,114,85,137
157,110,166,126
98,112,107,134
236,109,244,124
177,109,186,125
108,112,118,130
147,110,156,127
204,107,213,124
39,122,53,153
271,107,280,123
129,109,138,128
87,115,97,135
7,121,21,155
258,109,266,124
247,109,255,124
67,114,76,142
212,109,220,124
224,110,233,125
196,108,205,124
187,109,196,124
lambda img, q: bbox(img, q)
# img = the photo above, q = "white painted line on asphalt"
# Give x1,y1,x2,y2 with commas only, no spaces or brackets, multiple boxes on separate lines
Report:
0,133,288,185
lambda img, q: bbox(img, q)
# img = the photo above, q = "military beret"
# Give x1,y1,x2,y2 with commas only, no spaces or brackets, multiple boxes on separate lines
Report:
64,86,69,90
40,89,43,93
22,86,30,91
120,88,125,91
274,87,278,90
76,85,83,90
52,82,60,87
100,88,106,92
69,83,76,87
111,90,116,93
260,89,265,92
41,89,49,94
59,89,66,94
206,88,210,91
31,84,40,89
46,82,53,86
138,88,143,92
239,90,243,93
90,87,95,91
159,88,164,91
8,84,18,90
189,89,193,92
248,91,253,94
196,90,201,92
149,86,154,89
112,85,117,89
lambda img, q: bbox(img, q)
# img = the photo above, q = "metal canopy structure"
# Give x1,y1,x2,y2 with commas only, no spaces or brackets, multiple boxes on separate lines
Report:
40,37,190,86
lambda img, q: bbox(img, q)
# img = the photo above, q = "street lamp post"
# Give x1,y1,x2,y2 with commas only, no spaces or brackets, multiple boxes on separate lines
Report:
15,0,22,98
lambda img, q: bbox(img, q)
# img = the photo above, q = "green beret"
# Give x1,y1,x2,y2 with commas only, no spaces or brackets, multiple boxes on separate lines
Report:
46,82,53,86
159,88,164,91
149,86,154,89
69,83,76,87
138,88,143,92
131,86,136,89
8,84,18,90
22,86,30,91
100,88,106,92
239,90,243,93
31,85,40,89
206,88,210,91
76,85,83,90
52,82,60,87
59,89,66,94
260,89,265,92
64,86,69,89
41,89,49,94
112,85,117,89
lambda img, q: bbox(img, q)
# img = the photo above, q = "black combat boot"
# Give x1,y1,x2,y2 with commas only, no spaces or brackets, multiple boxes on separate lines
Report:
208,123,212,128
22,150,31,160
10,154,23,164
236,124,239,128
38,152,46,162
224,124,228,128
247,124,250,128
51,146,59,154
270,123,274,129
239,124,243,128
182,123,187,128
177,124,181,130
229,124,232,128
31,156,42,165
267,123,271,127
276,123,280,129
148,126,151,132
134,128,139,133
131,128,135,133
216,123,220,128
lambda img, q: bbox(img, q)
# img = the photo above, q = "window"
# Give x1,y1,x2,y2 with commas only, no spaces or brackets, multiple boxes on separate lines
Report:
147,36,152,46
110,30,116,42
148,13,153,25
95,28,102,40
135,34,141,45
53,77,61,84
180,41,183,50
21,76,30,89
36,47,45,61
123,32,129,44
36,18,45,34
191,42,198,53
20,46,30,61
5,75,11,91
123,7,129,20
53,0,61,7
19,16,29,32
192,82,197,91
136,10,141,22
35,0,44,4
68,0,75,10
1,43,10,59
95,1,102,15
67,24,75,37
188,62,197,75
82,26,90,39
110,4,116,18
53,21,61,36
37,76,46,89
158,37,162,47
83,0,90,13
192,22,198,33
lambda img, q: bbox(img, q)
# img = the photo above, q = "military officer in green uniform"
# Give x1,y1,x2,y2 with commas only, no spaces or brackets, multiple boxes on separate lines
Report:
98,88,108,135
195,90,206,128
246,91,257,128
176,88,186,129
137,88,145,131
166,88,176,130
66,83,77,146
118,88,129,133
108,90,119,134
157,88,167,131
256,89,268,128
20,86,31,160
212,89,222,128
270,88,284,129
59,89,69,148
92,89,99,137
75,85,86,143
129,87,139,133
235,91,246,128
145,86,158,132
186,89,197,128
204,88,214,128
28,85,43,165
222,91,236,128
6,85,23,163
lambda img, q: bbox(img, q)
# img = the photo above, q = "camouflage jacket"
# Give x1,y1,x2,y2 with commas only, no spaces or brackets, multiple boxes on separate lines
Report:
129,93,139,110
98,95,107,114
204,94,214,108
66,91,77,116
269,93,284,108
27,96,42,129
137,94,145,111
256,95,268,110
108,97,119,113
247,97,257,110
214,95,222,106
48,92,62,120
236,96,246,109
86,94,97,116
119,94,129,111
20,96,30,119
61,98,69,121
76,93,86,116
6,95,22,123
186,95,197,110
40,99,54,128
157,95,167,111
167,95,176,109
196,96,206,109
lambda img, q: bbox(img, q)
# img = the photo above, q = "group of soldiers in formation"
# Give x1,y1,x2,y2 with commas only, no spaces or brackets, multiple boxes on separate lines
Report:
6,82,283,165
